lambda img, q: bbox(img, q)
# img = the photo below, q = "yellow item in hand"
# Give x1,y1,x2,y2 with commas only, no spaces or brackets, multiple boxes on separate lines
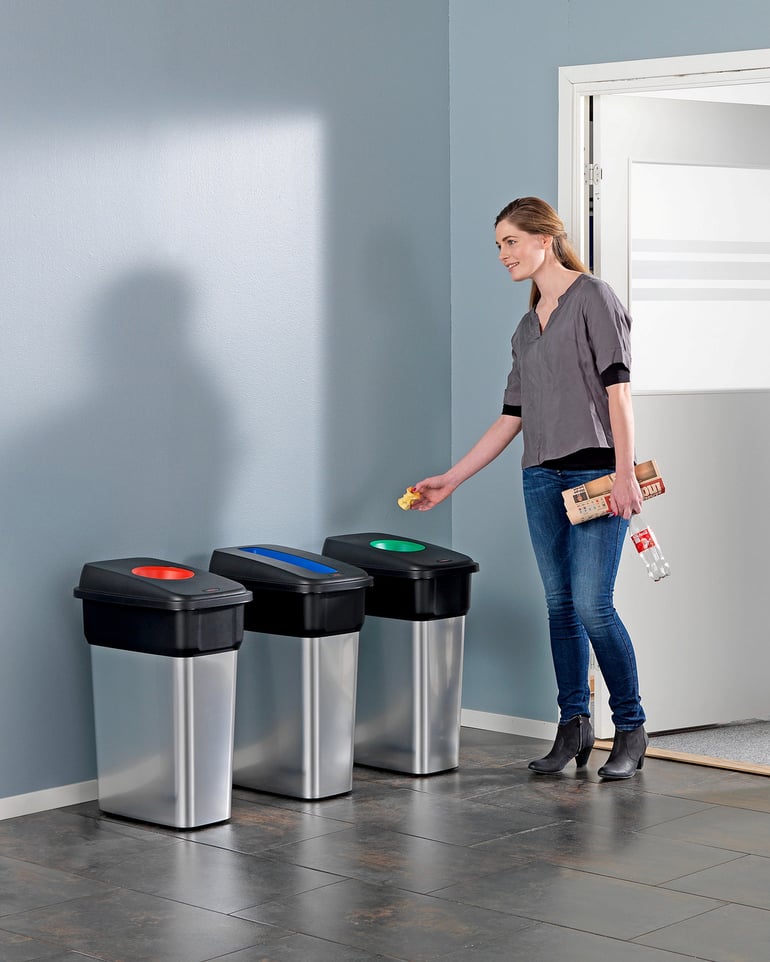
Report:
397,486,422,510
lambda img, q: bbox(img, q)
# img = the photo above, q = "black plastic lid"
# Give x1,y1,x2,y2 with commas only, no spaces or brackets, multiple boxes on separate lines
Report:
209,545,373,594
322,533,479,580
74,557,253,611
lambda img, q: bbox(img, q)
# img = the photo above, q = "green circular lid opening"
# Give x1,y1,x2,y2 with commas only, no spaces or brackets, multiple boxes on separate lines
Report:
369,539,426,552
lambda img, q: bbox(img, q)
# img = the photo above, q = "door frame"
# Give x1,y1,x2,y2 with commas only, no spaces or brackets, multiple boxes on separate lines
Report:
558,47,770,265
558,47,770,739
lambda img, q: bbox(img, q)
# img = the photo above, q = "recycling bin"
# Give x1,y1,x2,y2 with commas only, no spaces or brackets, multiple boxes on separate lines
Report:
74,558,252,829
322,533,479,775
209,545,372,799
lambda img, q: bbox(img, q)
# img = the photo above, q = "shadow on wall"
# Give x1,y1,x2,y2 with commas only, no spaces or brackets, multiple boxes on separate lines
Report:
0,0,451,802
0,267,231,795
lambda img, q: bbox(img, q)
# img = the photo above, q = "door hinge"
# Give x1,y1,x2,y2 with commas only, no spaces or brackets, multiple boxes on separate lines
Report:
585,163,602,186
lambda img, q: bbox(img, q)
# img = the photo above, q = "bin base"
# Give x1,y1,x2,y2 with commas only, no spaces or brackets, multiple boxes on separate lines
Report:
354,615,464,775
90,647,237,829
233,631,358,800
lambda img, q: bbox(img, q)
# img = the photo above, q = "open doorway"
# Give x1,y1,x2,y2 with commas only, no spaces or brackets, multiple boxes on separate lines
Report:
559,49,770,775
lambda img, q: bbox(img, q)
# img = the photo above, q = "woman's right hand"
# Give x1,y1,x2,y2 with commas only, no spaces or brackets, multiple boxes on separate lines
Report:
410,474,458,511
406,413,520,512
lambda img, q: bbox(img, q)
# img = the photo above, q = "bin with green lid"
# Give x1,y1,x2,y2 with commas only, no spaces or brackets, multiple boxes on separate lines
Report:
209,544,372,799
73,557,252,829
321,533,479,775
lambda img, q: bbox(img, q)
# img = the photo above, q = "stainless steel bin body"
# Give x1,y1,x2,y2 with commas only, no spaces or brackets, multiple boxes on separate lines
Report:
90,645,237,828
354,614,464,774
233,629,358,799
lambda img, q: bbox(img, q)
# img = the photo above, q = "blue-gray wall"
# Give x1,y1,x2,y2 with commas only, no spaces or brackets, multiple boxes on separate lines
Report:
0,0,451,801
450,0,770,721
4,0,770,803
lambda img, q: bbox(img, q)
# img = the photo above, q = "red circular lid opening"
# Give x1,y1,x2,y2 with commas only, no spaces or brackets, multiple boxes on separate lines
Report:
131,565,195,580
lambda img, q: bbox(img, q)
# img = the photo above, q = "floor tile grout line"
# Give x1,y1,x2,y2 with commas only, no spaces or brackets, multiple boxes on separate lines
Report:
425,860,736,901
1,879,283,920
654,851,752,888
636,834,769,859
432,843,762,903
628,900,736,944
625,783,770,811
519,918,720,960
0,928,113,961
0,887,129,923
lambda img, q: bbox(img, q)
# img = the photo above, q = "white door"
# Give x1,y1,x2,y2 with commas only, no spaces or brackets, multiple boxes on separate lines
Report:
591,94,770,737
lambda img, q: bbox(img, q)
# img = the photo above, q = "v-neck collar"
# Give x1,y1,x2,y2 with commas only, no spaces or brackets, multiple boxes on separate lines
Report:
532,272,587,334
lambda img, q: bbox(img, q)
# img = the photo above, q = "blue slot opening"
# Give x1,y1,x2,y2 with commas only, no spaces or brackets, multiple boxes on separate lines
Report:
239,546,338,574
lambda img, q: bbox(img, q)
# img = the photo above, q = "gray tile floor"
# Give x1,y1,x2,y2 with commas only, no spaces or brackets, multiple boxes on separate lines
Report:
1,728,769,961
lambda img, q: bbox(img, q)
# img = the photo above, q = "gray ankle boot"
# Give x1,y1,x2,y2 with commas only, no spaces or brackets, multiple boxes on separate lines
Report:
597,724,649,779
528,714,594,774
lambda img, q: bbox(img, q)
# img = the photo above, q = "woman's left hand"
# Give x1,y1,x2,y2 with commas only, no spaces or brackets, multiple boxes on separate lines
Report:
609,472,644,520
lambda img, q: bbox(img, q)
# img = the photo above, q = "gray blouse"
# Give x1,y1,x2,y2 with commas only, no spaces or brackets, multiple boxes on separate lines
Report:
502,273,632,469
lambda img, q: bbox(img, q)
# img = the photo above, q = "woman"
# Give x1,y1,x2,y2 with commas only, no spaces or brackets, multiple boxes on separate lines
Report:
410,196,648,779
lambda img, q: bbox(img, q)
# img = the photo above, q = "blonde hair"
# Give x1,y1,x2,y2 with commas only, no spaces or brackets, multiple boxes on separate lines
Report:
495,197,588,308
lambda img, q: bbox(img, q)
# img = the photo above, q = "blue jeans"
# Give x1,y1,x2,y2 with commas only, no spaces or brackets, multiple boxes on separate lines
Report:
522,467,646,731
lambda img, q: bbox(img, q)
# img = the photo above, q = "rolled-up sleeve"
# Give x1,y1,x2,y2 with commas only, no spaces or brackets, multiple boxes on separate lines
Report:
601,362,630,387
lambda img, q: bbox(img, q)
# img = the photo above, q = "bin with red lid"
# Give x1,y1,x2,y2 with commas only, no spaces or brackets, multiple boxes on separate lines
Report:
74,557,252,828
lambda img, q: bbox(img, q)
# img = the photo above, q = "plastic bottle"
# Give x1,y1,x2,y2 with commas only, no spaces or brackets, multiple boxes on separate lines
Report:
629,516,670,582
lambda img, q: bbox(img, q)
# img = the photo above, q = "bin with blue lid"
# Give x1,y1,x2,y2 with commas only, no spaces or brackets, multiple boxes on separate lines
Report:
321,533,479,775
209,544,372,799
73,557,252,829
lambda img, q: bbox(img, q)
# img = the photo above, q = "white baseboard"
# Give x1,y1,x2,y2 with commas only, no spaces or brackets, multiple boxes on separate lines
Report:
0,714,554,821
461,708,557,741
0,780,98,821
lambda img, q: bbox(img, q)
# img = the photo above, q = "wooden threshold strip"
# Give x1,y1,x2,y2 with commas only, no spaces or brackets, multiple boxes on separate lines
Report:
593,740,770,777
